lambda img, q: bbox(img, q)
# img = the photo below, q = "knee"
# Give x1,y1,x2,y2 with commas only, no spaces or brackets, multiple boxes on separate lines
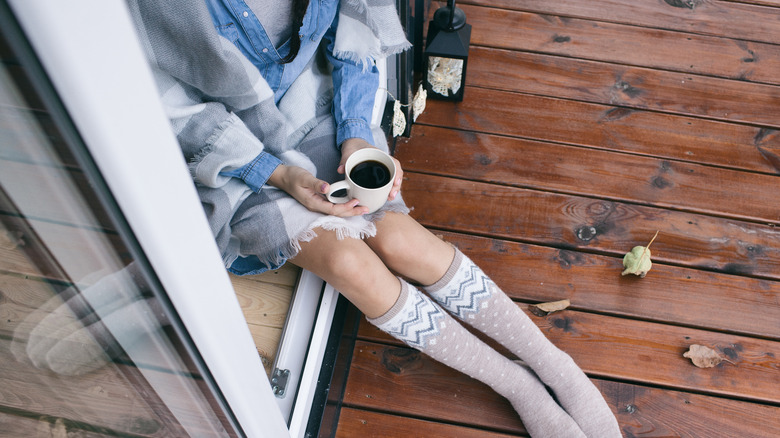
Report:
369,222,411,267
318,240,373,284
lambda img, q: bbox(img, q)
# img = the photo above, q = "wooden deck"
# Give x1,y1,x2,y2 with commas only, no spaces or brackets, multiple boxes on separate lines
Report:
232,266,298,378
321,1,780,436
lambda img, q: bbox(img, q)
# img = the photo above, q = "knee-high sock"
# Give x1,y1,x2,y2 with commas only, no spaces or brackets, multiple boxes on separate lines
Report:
368,279,586,438
424,249,621,438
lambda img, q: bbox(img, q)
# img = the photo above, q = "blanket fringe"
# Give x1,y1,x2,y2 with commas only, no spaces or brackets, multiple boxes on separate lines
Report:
252,217,379,269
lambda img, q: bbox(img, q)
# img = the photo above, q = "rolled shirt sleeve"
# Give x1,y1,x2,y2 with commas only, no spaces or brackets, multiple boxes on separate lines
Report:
324,12,380,148
219,151,282,192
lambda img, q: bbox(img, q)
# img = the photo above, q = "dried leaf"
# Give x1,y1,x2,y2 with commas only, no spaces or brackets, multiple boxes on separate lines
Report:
621,231,659,278
683,344,723,368
530,299,571,317
391,100,406,137
412,84,427,122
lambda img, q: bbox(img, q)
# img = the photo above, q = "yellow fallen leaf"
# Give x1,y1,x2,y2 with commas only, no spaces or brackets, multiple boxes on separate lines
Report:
622,231,659,278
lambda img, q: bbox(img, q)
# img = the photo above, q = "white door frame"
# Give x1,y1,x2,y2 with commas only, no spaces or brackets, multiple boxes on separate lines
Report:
7,1,289,436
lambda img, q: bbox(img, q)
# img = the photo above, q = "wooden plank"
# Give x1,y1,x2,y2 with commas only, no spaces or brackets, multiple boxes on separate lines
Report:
344,340,526,434
0,159,113,230
0,412,109,438
0,272,62,337
356,301,780,403
0,219,41,281
0,106,72,167
233,277,293,329
345,341,780,437
336,407,521,438
0,336,169,437
0,213,128,282
402,172,780,280
458,0,780,46
458,4,780,85
414,87,780,175
246,324,282,377
602,380,780,438
467,46,780,128
417,231,780,340
232,265,298,377
398,125,780,225
231,263,300,289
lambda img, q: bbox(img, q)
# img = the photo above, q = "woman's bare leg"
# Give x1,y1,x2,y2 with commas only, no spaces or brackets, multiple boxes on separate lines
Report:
289,229,401,318
365,212,455,287
291,223,586,437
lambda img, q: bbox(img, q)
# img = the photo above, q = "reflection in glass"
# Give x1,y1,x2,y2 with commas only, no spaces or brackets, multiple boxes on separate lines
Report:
0,17,239,437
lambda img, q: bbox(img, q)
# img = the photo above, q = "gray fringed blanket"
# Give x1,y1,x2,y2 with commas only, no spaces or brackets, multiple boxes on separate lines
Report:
126,0,410,274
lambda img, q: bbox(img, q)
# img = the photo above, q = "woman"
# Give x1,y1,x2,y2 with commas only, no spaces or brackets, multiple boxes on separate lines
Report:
126,0,620,436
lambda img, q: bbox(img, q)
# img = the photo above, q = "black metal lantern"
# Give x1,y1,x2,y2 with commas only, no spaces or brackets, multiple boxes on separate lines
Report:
423,0,471,102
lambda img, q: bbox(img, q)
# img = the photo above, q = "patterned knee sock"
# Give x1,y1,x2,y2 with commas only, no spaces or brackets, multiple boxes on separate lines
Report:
424,249,621,438
368,279,586,438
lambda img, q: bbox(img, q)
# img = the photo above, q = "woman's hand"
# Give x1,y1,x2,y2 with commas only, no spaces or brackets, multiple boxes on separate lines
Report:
340,138,404,201
267,164,369,217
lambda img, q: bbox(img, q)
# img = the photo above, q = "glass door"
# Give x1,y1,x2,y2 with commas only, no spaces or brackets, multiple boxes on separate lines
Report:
1,0,288,436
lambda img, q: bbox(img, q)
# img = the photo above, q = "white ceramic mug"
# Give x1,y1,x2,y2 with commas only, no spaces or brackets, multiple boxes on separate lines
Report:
327,148,397,214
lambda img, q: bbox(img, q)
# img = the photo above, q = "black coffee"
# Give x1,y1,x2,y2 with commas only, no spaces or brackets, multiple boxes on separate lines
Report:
349,160,391,189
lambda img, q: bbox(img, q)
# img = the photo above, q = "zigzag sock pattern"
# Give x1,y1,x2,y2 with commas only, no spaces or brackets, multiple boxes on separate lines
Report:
436,260,493,321
368,281,445,349
368,279,586,438
424,248,622,438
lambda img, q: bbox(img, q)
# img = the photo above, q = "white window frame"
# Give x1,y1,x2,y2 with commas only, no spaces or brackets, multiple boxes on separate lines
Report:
7,1,289,436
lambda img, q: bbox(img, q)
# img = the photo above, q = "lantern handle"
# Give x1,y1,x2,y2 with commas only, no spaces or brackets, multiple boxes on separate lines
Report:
447,0,456,29
433,0,466,31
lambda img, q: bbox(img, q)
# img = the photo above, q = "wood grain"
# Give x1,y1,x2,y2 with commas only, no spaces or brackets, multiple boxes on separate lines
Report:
0,337,169,436
402,172,780,280
398,125,780,224
0,213,128,282
468,46,780,128
233,277,293,329
356,302,780,403
232,265,299,377
458,0,780,45
343,340,526,434
0,159,113,230
422,231,780,340
605,380,780,438
336,407,521,437
345,341,780,437
415,87,780,175
0,412,109,438
458,3,780,85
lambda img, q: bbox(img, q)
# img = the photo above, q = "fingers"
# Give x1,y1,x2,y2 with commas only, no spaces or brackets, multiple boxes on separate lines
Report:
331,201,370,217
339,138,373,174
389,157,403,200
306,194,369,217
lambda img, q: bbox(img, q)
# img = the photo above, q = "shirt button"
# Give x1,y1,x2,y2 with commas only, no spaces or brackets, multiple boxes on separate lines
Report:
262,48,269,53
243,11,249,17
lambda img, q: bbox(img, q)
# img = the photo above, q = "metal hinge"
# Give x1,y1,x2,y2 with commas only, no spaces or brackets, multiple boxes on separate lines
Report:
271,368,290,398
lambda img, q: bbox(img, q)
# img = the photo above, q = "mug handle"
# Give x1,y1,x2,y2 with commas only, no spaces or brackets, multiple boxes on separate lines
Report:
326,180,351,204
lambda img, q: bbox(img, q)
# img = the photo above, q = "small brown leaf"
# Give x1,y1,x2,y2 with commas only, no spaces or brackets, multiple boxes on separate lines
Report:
683,344,723,368
530,299,571,317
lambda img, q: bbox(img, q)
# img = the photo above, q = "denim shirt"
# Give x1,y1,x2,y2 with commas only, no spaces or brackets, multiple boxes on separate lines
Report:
206,0,380,191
